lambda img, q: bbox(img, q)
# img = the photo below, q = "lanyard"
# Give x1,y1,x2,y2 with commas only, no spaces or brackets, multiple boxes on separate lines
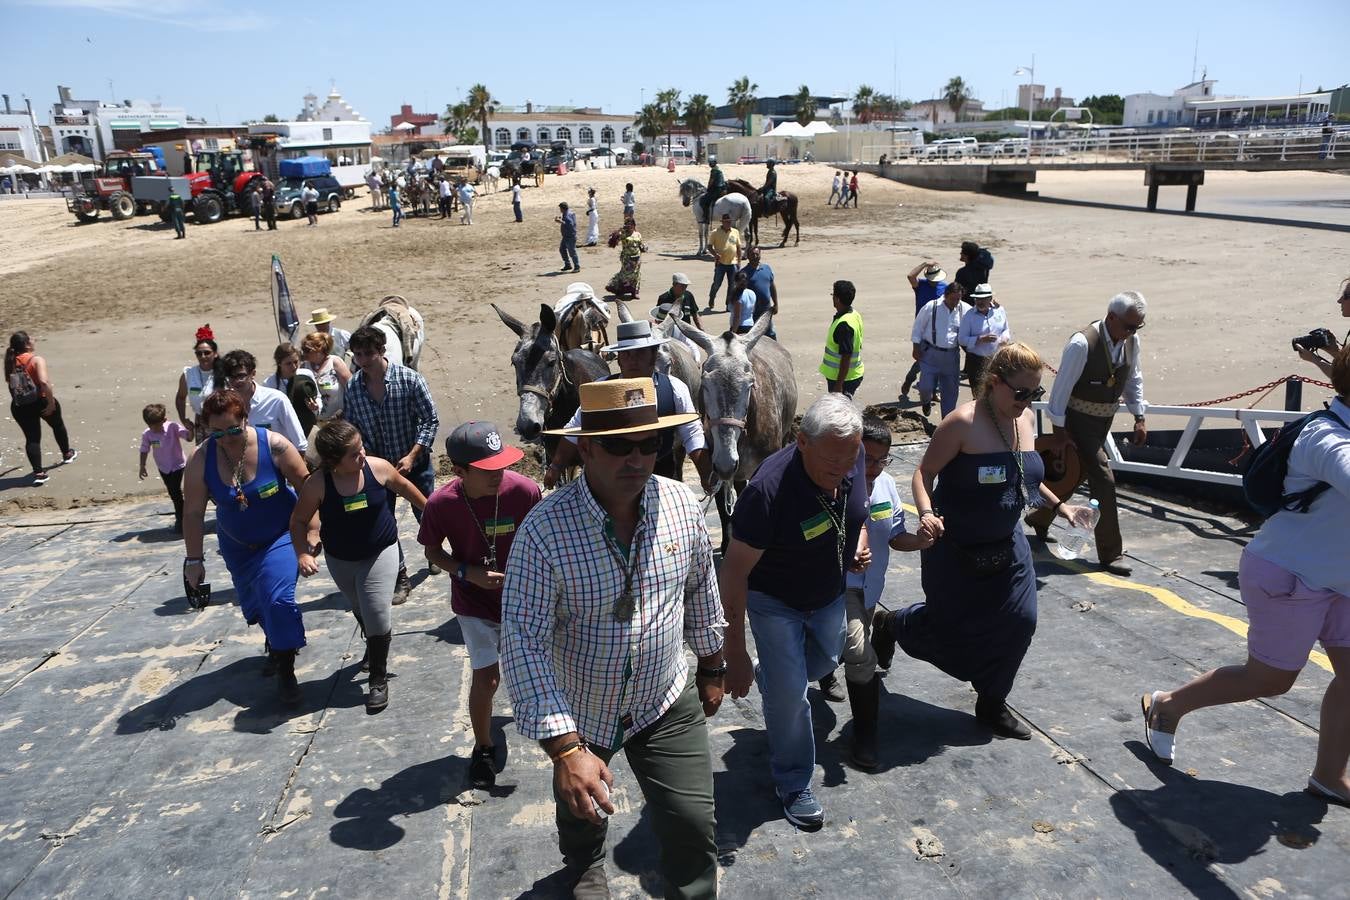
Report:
816,491,847,574
460,489,502,570
601,518,644,621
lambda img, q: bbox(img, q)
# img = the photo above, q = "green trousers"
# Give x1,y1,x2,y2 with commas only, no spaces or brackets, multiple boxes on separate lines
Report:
554,677,718,899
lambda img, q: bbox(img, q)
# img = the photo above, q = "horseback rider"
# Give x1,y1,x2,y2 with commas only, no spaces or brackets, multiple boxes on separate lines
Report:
700,159,727,220
761,159,779,216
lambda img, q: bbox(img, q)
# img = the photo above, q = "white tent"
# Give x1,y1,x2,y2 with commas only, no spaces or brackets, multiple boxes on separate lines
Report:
802,121,837,135
763,121,809,138
393,121,417,132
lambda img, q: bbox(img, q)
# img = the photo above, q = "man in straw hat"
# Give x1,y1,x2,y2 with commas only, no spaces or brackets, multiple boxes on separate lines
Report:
543,319,712,492
307,308,351,359
502,377,726,899
901,260,948,399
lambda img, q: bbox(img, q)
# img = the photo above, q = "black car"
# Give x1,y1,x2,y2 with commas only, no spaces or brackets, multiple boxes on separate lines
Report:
274,175,343,219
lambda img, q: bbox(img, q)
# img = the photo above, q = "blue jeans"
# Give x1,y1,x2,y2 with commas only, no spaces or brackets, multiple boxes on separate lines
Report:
918,345,960,417
747,590,846,797
391,204,403,226
560,236,579,269
709,263,737,309
513,200,522,222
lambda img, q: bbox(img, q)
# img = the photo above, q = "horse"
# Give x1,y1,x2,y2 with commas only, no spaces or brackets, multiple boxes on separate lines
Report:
482,166,501,193
493,303,610,468
676,313,797,552
724,178,801,248
676,178,753,258
555,284,611,355
357,295,425,369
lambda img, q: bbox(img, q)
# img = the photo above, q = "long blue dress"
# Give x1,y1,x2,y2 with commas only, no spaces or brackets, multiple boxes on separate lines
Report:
204,427,306,651
892,449,1044,703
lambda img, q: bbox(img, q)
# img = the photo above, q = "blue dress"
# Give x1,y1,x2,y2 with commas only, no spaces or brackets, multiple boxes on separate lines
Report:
204,427,305,650
892,449,1044,703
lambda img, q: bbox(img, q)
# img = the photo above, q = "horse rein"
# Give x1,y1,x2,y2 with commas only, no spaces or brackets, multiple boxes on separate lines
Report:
517,336,573,414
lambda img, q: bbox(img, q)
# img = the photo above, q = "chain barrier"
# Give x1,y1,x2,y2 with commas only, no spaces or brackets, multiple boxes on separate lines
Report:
1175,374,1334,409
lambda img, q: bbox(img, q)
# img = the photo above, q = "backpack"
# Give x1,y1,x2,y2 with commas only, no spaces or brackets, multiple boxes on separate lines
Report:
1242,408,1346,517
7,362,39,404
977,248,995,271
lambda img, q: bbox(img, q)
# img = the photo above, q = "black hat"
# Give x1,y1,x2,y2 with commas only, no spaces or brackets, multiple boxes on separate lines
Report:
446,421,523,470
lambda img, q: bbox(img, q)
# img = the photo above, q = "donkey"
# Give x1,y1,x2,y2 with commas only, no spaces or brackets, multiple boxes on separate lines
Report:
493,303,610,463
615,300,704,482
676,313,797,551
677,178,753,258
725,178,802,248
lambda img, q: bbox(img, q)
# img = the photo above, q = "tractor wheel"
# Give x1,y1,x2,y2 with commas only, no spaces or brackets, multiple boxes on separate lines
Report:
75,208,100,224
194,193,224,224
326,196,340,213
290,202,305,220
109,191,136,220
158,203,172,223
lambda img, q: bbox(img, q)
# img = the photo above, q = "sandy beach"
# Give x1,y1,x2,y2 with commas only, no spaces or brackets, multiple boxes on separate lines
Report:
2,162,1347,512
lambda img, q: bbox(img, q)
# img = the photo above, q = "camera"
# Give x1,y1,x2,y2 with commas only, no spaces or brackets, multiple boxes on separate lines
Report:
1291,328,1337,353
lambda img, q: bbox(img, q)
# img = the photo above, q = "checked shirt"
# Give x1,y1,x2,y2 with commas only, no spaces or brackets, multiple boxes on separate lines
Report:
344,361,439,461
502,473,725,748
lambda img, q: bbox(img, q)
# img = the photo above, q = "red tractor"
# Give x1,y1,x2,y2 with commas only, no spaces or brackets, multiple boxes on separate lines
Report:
67,150,165,223
184,149,263,224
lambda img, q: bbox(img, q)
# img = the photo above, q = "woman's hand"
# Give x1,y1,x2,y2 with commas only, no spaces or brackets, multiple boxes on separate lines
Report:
850,544,872,572
918,511,945,541
296,553,320,577
1061,504,1096,531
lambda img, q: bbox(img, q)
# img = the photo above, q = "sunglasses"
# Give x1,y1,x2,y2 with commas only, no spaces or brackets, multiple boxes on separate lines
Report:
209,425,245,439
593,435,661,456
227,371,251,381
194,349,215,357
1004,384,1046,403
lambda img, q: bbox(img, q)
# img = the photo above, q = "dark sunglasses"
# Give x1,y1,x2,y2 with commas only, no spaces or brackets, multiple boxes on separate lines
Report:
593,434,661,456
1121,321,1145,333
194,349,215,357
1005,384,1046,403
226,371,251,381
209,425,245,439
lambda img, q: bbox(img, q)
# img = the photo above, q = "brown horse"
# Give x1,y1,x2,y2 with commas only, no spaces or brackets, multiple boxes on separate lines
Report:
724,179,801,248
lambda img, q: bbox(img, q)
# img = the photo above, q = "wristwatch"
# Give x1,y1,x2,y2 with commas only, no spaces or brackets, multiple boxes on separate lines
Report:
696,662,728,679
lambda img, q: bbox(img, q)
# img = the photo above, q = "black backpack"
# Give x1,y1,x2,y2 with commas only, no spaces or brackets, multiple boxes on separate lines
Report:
1243,408,1346,517
977,248,995,271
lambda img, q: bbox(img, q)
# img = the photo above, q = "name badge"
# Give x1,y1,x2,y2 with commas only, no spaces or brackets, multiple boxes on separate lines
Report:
869,500,893,521
149,439,161,447
800,511,832,541
977,466,1007,485
188,386,201,394
485,517,515,537
343,492,369,512
257,480,280,499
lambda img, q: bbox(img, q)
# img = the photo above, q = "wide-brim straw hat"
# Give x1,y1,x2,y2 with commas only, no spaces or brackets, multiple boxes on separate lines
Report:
1035,434,1082,501
923,265,947,283
307,307,336,325
545,377,699,437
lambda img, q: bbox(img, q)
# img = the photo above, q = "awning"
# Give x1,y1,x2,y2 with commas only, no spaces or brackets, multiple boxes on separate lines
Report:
109,121,141,130
149,121,180,129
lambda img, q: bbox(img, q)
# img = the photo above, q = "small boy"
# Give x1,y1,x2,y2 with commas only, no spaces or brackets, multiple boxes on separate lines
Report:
138,403,193,532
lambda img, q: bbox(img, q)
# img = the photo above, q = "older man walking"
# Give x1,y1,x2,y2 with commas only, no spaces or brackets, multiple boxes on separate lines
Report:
719,394,871,829
911,281,971,418
502,377,725,899
1025,291,1149,576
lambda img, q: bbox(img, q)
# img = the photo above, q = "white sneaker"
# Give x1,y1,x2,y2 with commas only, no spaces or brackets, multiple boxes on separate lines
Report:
1141,691,1175,765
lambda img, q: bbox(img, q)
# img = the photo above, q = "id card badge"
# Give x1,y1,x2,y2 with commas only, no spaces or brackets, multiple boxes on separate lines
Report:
257,480,280,499
343,492,369,512
977,465,1007,485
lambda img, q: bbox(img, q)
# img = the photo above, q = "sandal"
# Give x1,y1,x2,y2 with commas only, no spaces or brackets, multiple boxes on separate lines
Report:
1306,776,1350,807
1141,691,1175,765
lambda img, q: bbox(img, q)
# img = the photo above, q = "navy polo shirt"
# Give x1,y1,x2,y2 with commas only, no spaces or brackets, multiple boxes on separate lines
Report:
732,443,868,611
913,279,947,316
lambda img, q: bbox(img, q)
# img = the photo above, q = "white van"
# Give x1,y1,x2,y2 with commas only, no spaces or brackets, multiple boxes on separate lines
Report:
921,137,979,161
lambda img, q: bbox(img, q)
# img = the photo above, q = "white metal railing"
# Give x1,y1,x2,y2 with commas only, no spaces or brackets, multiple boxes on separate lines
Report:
1030,401,1307,487
849,124,1349,167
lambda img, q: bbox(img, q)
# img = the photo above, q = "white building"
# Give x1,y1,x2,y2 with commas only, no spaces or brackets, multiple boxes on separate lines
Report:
1122,79,1331,128
902,98,986,127
248,119,373,188
0,110,44,161
486,107,637,149
296,86,367,123
47,85,189,161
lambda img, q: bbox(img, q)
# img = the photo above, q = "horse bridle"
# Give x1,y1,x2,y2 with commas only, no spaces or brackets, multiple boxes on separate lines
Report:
517,335,574,414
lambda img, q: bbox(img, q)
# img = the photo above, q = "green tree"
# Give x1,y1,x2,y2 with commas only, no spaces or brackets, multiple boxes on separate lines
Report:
465,83,498,161
728,76,758,136
459,126,479,145
654,88,681,157
683,93,714,162
441,101,470,137
852,85,876,124
635,104,662,151
943,77,972,121
262,113,279,123
872,93,909,123
793,85,815,127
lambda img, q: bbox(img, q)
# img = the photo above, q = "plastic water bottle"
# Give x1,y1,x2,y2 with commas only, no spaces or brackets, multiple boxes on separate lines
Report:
1052,499,1100,561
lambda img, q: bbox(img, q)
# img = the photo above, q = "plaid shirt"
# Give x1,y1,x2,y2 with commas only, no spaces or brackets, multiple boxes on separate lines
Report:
502,473,725,748
344,361,439,460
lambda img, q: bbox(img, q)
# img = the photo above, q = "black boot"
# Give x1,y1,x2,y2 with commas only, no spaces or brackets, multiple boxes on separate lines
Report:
976,695,1032,740
871,608,897,674
846,675,880,771
352,612,369,672
817,671,845,702
261,638,276,677
366,632,391,713
274,649,301,706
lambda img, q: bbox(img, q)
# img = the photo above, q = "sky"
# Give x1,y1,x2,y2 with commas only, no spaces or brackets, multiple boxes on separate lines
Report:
4,0,1347,127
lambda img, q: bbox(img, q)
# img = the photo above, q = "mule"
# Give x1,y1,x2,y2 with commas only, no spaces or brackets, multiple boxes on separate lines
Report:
358,295,424,369
677,178,753,258
556,284,611,355
482,166,501,193
724,179,801,248
676,313,797,552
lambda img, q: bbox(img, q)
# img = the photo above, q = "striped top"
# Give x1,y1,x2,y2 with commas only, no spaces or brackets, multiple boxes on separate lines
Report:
501,473,725,748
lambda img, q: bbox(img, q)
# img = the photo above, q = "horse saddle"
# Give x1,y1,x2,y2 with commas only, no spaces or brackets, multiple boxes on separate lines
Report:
360,295,421,364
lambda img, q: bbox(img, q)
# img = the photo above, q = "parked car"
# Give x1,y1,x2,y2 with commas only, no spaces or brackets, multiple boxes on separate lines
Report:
274,174,343,219
921,137,979,161
984,138,1031,158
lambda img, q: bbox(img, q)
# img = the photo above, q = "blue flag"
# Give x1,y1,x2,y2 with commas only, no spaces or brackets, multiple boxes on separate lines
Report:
271,254,299,344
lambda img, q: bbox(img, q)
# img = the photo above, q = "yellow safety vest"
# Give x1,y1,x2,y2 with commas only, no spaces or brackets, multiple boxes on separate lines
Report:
820,309,864,381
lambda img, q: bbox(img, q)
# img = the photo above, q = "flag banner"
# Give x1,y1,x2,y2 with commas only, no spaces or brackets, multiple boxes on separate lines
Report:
271,254,299,345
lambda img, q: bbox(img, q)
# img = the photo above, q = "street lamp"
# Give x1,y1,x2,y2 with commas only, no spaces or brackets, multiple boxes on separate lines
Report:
1014,56,1035,141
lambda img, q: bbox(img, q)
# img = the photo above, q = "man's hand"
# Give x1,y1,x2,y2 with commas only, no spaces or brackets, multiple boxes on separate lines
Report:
723,643,755,699
1132,419,1148,446
912,346,923,362
978,334,999,344
183,560,205,590
697,676,725,717
543,463,561,490
395,451,418,474
297,553,320,577
554,751,614,825
138,465,148,481
466,566,505,591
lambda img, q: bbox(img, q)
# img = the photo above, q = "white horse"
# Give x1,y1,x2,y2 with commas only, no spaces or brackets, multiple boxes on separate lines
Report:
677,178,753,258
358,295,425,370
482,166,501,193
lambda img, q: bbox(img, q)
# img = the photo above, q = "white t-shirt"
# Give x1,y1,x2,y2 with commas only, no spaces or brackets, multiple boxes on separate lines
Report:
439,180,452,198
183,364,214,416
512,184,522,202
845,472,909,609
248,384,308,452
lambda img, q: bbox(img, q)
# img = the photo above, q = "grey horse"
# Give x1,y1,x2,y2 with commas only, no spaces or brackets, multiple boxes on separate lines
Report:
676,313,797,550
677,178,753,258
493,303,610,459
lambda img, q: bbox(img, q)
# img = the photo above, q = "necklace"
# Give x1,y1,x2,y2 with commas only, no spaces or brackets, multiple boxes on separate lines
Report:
601,518,644,621
460,488,502,571
985,396,1026,508
816,491,847,574
218,437,250,510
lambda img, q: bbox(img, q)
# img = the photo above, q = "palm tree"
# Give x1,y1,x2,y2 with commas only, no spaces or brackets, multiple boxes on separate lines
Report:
683,93,714,162
654,88,681,157
465,83,498,161
635,103,662,152
793,85,816,127
728,76,758,136
943,77,972,122
441,101,470,137
852,85,876,124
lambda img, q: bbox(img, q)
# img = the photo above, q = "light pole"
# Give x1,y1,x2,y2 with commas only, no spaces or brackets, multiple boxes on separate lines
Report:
1014,56,1035,140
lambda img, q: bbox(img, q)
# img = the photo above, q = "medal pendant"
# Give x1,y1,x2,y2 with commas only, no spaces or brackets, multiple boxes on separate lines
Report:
1107,375,1116,388
614,590,635,621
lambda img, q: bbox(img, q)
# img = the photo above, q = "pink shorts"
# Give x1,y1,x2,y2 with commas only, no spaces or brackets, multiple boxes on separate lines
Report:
1242,549,1350,671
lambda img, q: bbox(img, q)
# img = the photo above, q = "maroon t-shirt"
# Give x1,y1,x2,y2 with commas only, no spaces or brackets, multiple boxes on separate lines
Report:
416,470,542,622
